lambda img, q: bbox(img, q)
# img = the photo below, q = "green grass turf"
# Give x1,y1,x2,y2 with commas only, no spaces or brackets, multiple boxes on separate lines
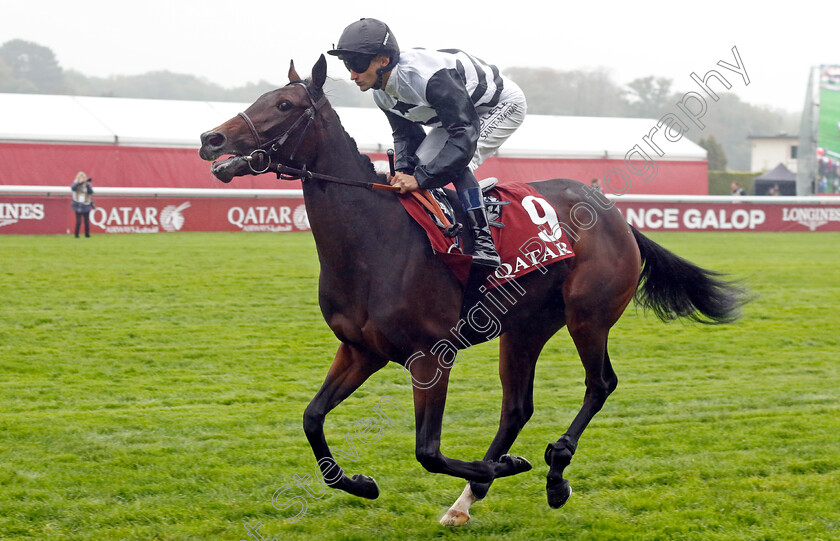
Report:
1,232,838,540
819,87,840,159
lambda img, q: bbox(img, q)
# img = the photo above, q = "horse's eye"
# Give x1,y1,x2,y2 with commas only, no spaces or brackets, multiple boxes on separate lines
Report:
278,100,293,112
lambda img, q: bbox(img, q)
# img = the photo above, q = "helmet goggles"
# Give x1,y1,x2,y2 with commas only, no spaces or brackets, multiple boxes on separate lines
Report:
341,53,375,74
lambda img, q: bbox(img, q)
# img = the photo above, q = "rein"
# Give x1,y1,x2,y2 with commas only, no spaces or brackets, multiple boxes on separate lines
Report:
238,81,398,193
272,162,449,226
273,163,398,192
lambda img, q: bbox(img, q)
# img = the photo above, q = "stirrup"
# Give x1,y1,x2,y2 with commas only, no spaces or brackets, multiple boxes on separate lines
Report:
478,177,498,193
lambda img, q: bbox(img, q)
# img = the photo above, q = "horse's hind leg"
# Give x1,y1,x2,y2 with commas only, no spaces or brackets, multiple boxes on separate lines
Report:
442,323,558,526
542,227,637,508
546,317,619,508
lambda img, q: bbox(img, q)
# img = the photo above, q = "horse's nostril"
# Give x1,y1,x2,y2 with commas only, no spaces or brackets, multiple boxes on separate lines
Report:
202,132,226,149
209,134,225,147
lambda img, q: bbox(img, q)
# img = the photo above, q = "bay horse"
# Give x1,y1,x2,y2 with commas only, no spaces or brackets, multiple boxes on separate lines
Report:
198,56,746,525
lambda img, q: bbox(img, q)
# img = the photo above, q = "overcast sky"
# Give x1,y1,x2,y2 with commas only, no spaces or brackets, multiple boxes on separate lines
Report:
1,0,832,113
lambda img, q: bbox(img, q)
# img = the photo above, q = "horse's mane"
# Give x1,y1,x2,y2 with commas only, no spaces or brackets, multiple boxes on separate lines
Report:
334,113,379,178
305,77,378,180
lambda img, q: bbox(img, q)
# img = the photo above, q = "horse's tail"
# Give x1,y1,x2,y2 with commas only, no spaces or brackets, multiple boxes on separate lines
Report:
631,226,748,324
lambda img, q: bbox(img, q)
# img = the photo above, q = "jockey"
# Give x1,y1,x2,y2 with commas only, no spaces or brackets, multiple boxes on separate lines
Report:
328,18,527,270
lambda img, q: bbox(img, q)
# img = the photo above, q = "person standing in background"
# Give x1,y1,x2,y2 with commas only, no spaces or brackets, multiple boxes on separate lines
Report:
71,171,94,238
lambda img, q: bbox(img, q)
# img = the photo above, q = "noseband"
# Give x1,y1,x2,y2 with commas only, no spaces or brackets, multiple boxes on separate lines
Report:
238,82,328,174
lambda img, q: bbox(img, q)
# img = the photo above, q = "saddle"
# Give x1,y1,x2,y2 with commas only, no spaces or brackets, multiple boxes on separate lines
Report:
399,180,575,289
411,178,510,253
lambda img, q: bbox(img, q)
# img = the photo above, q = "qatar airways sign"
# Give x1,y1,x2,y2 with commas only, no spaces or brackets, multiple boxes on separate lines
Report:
86,198,311,234
90,202,191,233
613,201,840,232
227,204,310,232
0,196,312,235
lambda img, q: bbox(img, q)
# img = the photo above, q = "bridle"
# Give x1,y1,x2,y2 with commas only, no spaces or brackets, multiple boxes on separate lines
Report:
232,81,453,223
236,82,398,193
238,81,326,176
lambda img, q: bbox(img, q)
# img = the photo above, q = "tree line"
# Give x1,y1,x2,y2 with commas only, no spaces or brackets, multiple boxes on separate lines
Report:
1,39,798,171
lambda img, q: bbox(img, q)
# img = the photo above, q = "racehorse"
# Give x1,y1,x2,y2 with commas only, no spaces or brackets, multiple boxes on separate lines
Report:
198,56,747,525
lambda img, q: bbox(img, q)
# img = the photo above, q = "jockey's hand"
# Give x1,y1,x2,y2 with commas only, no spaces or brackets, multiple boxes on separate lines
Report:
388,172,419,193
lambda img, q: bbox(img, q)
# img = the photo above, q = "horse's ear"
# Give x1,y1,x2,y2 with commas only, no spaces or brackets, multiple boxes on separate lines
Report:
312,54,327,91
288,60,301,82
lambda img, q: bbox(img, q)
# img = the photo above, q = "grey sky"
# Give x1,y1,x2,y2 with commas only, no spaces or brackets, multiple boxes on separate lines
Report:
1,0,832,113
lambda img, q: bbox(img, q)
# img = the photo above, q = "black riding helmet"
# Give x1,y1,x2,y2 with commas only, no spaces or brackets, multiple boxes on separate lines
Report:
328,18,400,89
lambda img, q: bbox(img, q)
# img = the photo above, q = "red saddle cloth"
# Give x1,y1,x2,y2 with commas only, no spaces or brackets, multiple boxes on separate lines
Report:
398,182,575,288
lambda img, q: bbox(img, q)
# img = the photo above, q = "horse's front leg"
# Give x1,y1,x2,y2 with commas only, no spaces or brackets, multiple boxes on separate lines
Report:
408,351,533,484
303,342,388,499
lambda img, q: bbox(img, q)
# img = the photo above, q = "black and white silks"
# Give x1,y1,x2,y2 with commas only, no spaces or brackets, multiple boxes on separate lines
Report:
373,48,524,191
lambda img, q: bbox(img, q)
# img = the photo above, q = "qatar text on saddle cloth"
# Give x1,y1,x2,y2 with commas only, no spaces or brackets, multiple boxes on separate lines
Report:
399,182,575,287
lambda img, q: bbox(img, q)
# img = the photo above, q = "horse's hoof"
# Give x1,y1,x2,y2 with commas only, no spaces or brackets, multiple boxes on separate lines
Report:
497,454,533,477
440,509,470,526
546,478,572,509
346,474,380,499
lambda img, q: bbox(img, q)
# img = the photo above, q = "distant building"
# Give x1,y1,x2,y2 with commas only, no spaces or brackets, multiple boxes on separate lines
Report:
747,133,798,173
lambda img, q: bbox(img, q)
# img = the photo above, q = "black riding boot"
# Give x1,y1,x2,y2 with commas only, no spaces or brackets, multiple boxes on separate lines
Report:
454,171,501,269
465,206,501,269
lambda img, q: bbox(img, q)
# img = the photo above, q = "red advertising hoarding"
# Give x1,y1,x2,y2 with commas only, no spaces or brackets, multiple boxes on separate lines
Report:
0,195,311,235
612,200,840,232
3,191,840,235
